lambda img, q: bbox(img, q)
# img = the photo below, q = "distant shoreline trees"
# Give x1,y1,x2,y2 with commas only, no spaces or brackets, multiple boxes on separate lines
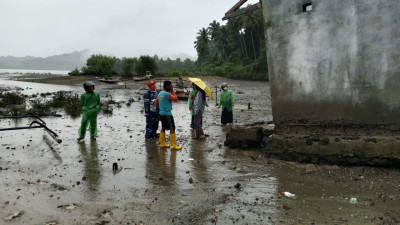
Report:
69,54,159,78
70,10,267,80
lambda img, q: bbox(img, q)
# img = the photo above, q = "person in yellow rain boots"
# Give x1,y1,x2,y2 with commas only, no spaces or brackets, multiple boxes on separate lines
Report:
154,80,182,150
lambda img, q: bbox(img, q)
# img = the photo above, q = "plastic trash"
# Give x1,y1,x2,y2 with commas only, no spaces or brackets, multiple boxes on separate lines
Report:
282,191,297,199
349,197,357,204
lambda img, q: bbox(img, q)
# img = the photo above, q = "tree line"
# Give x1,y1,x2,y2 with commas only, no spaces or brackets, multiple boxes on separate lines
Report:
70,10,267,80
69,54,199,77
69,55,158,77
194,10,267,80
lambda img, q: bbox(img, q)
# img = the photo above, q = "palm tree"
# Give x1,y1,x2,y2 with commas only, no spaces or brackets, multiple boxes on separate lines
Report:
197,28,209,45
194,28,210,62
244,11,259,59
214,27,229,61
254,10,265,45
230,16,249,59
208,20,221,40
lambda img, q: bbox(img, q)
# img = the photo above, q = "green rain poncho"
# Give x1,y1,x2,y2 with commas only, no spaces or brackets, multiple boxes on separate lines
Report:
219,88,235,112
78,91,100,138
188,88,208,115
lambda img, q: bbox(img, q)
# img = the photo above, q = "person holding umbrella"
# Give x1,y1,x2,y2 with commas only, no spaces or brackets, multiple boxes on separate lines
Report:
188,77,213,139
188,82,208,129
192,84,207,139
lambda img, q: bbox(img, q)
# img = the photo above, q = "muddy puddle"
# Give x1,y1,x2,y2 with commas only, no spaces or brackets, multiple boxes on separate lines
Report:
0,75,399,224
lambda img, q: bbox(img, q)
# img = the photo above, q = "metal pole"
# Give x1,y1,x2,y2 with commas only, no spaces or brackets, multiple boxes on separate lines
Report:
0,126,44,131
45,129,62,144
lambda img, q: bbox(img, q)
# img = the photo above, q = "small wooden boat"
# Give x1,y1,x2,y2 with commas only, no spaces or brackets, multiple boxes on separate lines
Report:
99,78,119,84
133,74,153,82
133,76,149,81
175,90,189,100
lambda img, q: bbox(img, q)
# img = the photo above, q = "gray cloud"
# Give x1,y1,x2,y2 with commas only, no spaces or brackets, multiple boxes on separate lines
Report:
0,0,258,58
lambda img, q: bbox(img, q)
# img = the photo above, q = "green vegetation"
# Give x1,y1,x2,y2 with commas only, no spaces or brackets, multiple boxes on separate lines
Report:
81,54,115,76
0,91,135,117
0,92,25,107
70,54,159,78
69,11,267,80
193,10,268,80
121,57,137,77
136,55,158,76
0,91,81,117
156,56,196,77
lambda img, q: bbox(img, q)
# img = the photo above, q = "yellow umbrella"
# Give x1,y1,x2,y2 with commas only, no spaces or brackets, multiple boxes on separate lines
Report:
188,77,214,100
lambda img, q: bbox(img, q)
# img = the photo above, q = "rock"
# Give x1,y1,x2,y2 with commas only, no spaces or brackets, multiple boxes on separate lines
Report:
234,183,241,189
364,138,377,143
341,136,360,140
224,127,265,149
286,138,296,148
189,177,193,183
319,138,330,146
310,136,320,142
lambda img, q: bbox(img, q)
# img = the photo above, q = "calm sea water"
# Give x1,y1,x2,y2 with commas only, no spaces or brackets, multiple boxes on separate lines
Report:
0,68,69,75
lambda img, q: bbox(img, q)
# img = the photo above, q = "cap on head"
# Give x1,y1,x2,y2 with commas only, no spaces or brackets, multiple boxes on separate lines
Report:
83,81,95,91
147,81,155,87
221,83,228,89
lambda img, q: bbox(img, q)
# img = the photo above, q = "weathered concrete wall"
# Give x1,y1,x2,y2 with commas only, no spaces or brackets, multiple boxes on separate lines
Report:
264,134,400,167
262,0,400,134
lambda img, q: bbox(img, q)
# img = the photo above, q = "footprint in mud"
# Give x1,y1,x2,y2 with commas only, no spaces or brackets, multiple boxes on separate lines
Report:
57,204,78,210
45,221,58,225
3,211,24,221
51,183,69,192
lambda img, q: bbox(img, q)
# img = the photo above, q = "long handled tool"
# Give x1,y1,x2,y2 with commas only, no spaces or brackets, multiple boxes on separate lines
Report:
0,119,62,144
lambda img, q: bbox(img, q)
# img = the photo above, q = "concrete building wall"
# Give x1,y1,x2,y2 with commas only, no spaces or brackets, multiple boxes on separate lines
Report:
262,0,400,133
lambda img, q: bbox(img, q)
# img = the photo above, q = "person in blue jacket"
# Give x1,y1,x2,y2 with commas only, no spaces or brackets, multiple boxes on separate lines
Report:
144,81,159,139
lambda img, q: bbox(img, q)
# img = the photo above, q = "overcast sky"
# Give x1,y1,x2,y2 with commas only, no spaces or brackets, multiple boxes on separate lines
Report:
0,0,259,59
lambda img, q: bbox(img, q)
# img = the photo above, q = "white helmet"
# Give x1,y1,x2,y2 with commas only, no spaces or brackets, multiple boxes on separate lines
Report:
221,83,228,89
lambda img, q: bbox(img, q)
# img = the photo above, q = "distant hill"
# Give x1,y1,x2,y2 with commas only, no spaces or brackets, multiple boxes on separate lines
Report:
0,50,91,70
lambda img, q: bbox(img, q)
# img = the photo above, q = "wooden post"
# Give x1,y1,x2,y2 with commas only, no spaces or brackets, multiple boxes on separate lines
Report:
215,87,218,106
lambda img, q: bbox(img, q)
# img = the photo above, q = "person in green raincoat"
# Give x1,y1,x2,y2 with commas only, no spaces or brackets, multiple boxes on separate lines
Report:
188,82,208,128
77,81,100,141
218,83,235,125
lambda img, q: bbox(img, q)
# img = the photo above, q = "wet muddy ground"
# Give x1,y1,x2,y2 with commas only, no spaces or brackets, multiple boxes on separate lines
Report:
0,74,399,224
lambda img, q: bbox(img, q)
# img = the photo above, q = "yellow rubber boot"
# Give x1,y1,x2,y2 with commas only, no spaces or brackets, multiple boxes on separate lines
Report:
159,132,170,148
170,133,182,150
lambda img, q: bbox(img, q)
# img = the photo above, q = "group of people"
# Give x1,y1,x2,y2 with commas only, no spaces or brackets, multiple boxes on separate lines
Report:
76,79,235,151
